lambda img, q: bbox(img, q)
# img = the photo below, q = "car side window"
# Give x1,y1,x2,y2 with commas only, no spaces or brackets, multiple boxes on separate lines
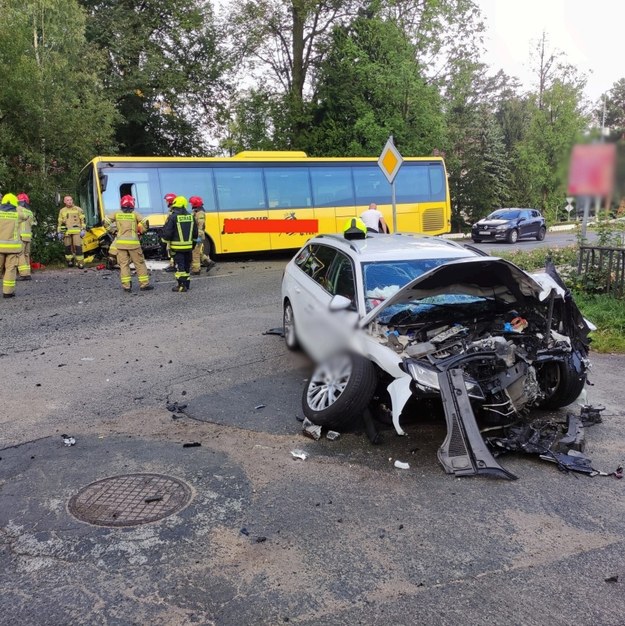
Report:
294,245,311,268
301,244,337,290
328,252,357,308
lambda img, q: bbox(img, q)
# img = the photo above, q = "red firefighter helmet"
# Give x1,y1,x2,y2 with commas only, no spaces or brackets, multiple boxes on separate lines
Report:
120,195,135,209
164,192,176,206
189,196,204,208
17,192,30,204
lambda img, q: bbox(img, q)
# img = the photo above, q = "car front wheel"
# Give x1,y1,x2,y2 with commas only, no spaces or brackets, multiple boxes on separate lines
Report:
302,353,377,429
283,300,299,351
536,226,546,241
507,229,519,244
538,355,587,409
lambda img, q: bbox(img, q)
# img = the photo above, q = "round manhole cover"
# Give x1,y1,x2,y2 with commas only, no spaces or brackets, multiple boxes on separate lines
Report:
68,473,193,527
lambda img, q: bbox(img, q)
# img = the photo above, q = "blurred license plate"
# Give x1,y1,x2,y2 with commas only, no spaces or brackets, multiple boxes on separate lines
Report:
481,230,491,235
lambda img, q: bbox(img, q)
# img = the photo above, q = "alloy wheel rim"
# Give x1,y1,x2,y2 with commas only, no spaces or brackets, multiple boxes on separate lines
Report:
306,356,353,411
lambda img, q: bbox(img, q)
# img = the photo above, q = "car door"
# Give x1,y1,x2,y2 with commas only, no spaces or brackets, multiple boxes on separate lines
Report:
291,244,338,357
518,210,533,238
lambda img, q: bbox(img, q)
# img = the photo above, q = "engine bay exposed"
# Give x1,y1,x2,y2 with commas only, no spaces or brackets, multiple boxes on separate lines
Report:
367,298,577,423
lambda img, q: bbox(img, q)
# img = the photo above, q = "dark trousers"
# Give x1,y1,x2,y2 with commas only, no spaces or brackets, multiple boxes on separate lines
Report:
173,250,192,288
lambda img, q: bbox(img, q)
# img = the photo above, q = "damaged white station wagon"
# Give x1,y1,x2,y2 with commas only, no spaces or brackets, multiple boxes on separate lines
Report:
281,232,592,479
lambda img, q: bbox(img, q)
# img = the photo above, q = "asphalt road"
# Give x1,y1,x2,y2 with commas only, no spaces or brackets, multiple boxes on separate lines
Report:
1,254,625,626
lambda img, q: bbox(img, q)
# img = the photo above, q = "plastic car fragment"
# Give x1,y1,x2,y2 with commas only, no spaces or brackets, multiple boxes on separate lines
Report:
539,450,600,476
437,367,517,480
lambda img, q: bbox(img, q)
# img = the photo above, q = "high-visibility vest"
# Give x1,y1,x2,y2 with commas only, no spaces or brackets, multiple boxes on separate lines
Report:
170,214,194,251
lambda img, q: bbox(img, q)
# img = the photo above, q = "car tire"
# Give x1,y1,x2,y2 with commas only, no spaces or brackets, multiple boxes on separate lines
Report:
302,353,377,429
283,300,299,351
506,229,519,244
538,355,587,409
536,226,546,241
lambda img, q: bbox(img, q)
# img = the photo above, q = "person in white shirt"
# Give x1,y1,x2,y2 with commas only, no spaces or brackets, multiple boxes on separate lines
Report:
359,203,389,233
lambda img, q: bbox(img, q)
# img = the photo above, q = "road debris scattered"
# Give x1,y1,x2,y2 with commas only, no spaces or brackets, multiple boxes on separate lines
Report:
62,435,76,447
262,328,284,337
256,536,267,543
610,465,623,479
166,401,187,413
254,404,266,410
291,449,308,461
394,460,410,470
182,442,201,448
144,496,163,503
326,430,340,441
302,417,322,441
605,575,619,583
240,528,250,536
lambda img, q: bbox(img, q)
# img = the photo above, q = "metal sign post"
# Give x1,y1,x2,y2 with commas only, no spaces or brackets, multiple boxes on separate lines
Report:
377,136,403,233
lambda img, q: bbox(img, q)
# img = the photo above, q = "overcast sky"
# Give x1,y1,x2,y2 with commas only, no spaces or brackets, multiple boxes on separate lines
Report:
476,0,622,103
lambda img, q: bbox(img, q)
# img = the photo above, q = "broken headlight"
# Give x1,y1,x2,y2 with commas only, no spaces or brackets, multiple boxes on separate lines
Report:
406,360,485,399
406,361,440,392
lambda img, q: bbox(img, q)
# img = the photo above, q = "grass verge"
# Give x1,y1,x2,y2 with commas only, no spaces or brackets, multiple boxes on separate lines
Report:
493,246,625,354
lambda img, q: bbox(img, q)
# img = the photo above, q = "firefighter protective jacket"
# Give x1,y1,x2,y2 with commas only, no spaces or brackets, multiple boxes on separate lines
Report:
193,208,206,238
162,208,198,251
104,211,149,251
19,206,34,242
58,205,85,234
0,202,26,253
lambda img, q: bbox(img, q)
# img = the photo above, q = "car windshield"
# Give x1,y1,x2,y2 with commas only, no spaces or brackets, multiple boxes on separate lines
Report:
362,258,455,312
487,210,520,220
377,293,491,326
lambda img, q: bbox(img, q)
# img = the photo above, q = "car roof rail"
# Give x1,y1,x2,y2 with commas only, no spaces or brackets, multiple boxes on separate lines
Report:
316,233,362,253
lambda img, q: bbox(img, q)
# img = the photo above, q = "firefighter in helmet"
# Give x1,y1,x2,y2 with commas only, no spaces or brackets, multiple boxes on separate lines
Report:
17,193,35,281
57,195,86,268
104,195,153,292
163,192,177,272
0,193,27,298
161,196,197,292
189,196,216,275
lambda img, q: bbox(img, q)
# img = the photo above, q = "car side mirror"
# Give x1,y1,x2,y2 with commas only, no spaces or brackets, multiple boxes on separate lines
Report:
329,294,352,311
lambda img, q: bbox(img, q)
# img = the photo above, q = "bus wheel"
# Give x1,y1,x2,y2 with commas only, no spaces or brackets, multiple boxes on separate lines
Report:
203,236,215,260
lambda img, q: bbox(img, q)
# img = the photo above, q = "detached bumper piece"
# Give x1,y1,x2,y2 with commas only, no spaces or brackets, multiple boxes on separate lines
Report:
437,368,517,480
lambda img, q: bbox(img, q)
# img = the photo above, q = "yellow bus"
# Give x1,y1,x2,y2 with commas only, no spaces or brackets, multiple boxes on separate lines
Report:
76,151,451,257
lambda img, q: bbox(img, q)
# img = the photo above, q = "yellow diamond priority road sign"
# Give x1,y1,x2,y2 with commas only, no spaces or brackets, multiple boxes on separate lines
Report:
378,136,403,184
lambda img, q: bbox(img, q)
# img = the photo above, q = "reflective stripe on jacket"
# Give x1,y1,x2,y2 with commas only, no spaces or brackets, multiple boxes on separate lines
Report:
162,209,197,251
58,206,85,234
104,211,147,250
19,207,34,242
0,205,25,253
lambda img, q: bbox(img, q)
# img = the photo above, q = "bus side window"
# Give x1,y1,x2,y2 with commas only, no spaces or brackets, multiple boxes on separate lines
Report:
310,167,355,208
214,168,266,211
264,167,312,210
120,182,152,211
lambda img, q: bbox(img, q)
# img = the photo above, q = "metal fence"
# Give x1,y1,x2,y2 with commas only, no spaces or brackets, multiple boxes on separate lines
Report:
577,246,625,297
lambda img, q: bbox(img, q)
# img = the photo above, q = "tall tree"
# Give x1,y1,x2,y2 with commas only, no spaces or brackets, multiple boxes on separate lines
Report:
0,0,117,257
80,0,230,155
513,38,588,218
307,14,444,156
597,78,625,140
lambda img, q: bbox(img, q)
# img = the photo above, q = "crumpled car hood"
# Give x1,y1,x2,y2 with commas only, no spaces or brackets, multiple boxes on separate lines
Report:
360,257,545,327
